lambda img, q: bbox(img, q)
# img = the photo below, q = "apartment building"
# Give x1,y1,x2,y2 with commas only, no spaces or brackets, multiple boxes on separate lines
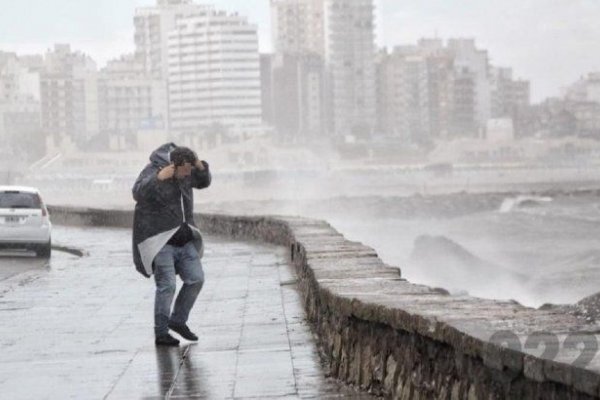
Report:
268,53,326,142
490,67,530,118
267,0,328,142
324,0,377,140
564,73,600,137
270,0,325,57
40,44,99,147
98,54,166,147
447,39,491,130
167,7,262,136
0,52,42,159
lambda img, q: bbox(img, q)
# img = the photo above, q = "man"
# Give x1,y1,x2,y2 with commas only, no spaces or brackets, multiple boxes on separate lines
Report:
132,143,211,346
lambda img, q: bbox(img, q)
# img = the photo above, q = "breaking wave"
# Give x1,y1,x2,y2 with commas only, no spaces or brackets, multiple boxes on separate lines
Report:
499,195,553,213
408,235,527,300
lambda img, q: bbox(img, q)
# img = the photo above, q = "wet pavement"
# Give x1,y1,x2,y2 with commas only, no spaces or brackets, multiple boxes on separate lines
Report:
0,226,373,399
0,252,49,281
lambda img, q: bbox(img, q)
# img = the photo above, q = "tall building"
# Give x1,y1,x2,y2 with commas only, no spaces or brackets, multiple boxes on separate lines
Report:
268,0,327,143
260,54,274,126
98,54,166,148
489,67,531,137
269,53,326,142
0,52,42,160
447,39,491,131
376,38,532,143
40,44,99,147
270,0,325,57
563,73,600,138
426,51,454,140
451,67,477,137
134,0,200,131
376,42,454,143
490,67,530,118
134,0,199,79
376,47,429,142
167,7,262,136
0,52,40,103
324,0,377,140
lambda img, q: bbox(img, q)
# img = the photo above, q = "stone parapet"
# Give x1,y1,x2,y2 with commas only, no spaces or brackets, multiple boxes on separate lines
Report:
49,205,600,399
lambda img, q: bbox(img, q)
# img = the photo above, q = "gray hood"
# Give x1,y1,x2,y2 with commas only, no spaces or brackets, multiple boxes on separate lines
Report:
150,142,177,169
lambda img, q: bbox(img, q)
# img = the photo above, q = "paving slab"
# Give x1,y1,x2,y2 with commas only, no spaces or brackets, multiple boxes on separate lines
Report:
0,226,374,399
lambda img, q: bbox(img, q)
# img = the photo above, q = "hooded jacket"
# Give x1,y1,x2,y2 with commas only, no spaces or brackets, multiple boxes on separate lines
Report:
132,143,211,277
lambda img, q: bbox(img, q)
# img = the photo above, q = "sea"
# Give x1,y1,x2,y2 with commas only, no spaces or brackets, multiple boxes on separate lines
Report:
326,192,600,308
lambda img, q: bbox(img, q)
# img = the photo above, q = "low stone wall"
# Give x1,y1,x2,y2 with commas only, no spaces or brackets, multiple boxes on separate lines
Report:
49,205,600,399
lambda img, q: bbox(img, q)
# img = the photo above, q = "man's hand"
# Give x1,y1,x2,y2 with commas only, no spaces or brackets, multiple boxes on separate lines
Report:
195,159,205,171
157,164,176,181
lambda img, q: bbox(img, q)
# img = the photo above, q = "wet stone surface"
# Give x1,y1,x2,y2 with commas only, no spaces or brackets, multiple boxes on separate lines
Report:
0,226,374,399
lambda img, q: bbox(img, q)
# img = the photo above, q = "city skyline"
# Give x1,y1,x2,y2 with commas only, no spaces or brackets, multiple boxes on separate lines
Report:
1,0,599,102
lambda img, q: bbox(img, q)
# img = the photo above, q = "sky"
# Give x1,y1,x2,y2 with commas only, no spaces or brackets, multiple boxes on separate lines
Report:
1,0,599,102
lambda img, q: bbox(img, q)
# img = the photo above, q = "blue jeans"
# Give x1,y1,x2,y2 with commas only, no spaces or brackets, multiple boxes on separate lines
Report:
154,242,204,336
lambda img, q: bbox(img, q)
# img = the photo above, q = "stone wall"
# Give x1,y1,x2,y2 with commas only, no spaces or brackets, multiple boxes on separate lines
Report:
49,206,600,399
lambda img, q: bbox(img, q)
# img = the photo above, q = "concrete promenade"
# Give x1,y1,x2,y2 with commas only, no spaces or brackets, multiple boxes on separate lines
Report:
0,226,372,399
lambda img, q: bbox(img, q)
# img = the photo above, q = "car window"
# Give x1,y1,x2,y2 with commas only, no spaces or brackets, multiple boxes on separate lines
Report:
0,192,41,209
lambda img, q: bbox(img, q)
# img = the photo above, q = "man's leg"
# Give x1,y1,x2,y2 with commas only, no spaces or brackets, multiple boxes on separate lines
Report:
170,242,204,329
154,245,177,337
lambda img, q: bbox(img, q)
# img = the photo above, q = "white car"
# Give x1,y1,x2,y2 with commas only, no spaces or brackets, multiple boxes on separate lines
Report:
0,186,52,258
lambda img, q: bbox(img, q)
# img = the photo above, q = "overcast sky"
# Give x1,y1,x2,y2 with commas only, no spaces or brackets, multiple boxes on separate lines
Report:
1,0,598,102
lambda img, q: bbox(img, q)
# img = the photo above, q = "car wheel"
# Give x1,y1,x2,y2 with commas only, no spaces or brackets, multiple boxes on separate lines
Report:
36,240,52,258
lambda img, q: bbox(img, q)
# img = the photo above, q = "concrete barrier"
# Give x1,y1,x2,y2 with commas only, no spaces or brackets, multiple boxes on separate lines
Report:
49,205,600,399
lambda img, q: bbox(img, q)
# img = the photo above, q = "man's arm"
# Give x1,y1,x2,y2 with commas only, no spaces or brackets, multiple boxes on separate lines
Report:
132,165,161,202
191,160,211,189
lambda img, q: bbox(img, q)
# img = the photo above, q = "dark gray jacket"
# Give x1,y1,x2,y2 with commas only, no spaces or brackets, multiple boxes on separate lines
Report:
132,143,211,277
